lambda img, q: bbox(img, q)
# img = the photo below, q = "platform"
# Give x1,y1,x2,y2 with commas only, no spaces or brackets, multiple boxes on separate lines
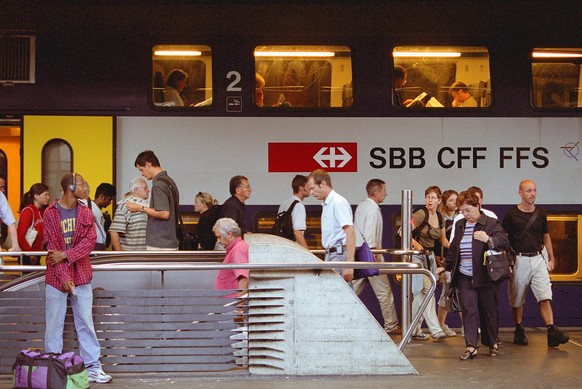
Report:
3,327,578,388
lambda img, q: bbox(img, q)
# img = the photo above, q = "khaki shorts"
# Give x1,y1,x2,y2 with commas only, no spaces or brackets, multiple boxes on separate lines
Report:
508,253,552,307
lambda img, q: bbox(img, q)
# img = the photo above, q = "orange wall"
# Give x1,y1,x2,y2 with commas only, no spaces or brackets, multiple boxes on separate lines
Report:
0,126,21,213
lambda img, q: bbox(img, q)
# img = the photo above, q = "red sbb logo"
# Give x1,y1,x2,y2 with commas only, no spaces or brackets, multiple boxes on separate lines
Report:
269,143,357,172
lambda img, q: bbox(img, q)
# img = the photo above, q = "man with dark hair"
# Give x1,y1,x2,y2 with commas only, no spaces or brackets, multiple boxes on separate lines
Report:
449,81,478,107
307,169,355,282
220,175,252,236
93,183,116,249
127,150,179,250
277,174,310,249
43,173,111,383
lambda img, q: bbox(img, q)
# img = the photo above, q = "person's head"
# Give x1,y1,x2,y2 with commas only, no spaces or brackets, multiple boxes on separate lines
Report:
456,190,481,223
229,175,251,202
135,150,162,180
61,173,85,199
466,186,484,205
194,191,218,213
94,183,116,208
439,189,459,215
518,179,537,205
19,183,50,211
291,174,309,198
424,185,442,211
129,177,149,200
307,169,332,201
213,217,241,246
366,178,387,204
166,69,188,92
256,73,265,107
449,81,471,103
394,65,407,89
81,181,90,200
0,174,6,194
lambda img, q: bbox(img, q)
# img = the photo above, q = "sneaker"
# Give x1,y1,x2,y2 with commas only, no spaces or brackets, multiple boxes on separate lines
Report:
441,324,457,337
432,331,447,340
547,327,569,347
385,325,402,335
514,327,529,345
88,368,112,384
412,331,430,340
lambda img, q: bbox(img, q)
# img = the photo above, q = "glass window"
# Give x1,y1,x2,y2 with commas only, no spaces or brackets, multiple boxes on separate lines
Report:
532,48,582,109
393,46,491,108
42,139,72,201
152,45,212,108
547,215,582,282
254,45,352,108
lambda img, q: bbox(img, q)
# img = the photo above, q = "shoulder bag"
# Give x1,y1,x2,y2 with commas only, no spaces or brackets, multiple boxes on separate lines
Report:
484,249,512,282
354,223,380,279
23,208,39,246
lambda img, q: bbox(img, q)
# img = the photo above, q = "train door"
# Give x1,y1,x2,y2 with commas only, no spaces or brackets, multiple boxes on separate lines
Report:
0,124,21,214
22,115,115,206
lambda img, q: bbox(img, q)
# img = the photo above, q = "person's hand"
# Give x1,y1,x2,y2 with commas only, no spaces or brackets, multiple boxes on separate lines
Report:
473,231,489,243
343,268,354,283
62,280,75,294
125,202,141,213
547,257,555,272
436,266,446,275
47,251,67,265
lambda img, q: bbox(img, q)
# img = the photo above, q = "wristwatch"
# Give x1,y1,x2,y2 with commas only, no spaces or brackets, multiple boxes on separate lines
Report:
141,205,145,212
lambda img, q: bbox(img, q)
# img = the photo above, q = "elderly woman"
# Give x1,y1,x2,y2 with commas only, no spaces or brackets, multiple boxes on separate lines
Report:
193,192,221,250
213,218,249,298
439,191,509,360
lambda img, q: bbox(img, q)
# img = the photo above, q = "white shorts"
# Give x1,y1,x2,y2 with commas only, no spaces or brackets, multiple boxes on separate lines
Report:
508,253,552,307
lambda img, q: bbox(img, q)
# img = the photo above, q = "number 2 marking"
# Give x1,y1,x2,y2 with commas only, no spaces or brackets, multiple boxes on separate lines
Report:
226,71,242,92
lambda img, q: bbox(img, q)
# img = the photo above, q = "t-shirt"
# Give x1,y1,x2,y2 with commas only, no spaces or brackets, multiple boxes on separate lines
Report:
56,202,77,250
502,205,548,253
109,196,149,250
215,237,249,297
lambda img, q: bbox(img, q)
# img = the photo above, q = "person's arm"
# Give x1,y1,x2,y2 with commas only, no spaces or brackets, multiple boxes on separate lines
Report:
8,223,21,251
126,202,170,220
109,230,123,251
293,230,309,250
343,224,355,282
237,275,249,297
16,209,33,251
543,233,555,271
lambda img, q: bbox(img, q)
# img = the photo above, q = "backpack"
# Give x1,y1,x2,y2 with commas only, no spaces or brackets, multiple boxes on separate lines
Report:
13,349,89,389
394,206,431,249
271,200,300,241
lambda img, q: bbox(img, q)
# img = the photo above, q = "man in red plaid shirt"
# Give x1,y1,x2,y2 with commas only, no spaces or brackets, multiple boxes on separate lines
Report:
43,173,112,384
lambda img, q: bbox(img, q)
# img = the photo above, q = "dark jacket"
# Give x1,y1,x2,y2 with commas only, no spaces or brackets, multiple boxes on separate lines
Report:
444,213,509,288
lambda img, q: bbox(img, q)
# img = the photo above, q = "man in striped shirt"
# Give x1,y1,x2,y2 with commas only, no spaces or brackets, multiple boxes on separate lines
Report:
109,177,150,251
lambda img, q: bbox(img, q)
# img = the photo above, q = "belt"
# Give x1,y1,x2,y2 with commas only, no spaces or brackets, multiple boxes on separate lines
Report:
517,251,542,257
326,245,346,254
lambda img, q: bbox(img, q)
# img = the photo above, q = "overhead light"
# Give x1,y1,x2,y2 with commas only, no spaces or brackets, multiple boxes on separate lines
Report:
532,51,582,58
154,50,202,56
393,52,461,58
254,51,335,57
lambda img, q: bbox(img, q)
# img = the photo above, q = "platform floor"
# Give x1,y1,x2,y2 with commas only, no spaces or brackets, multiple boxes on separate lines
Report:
2,327,581,388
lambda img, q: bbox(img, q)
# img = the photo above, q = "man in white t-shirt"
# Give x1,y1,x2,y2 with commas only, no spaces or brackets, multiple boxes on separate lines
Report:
307,169,355,282
278,175,310,249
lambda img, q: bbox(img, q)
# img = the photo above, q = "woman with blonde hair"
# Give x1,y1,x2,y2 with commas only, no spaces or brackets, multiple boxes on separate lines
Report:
193,192,221,250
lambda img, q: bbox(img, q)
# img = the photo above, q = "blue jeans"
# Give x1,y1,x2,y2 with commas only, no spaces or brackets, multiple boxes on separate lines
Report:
45,284,102,370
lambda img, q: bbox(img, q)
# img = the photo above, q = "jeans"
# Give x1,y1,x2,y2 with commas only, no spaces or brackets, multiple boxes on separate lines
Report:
45,283,102,370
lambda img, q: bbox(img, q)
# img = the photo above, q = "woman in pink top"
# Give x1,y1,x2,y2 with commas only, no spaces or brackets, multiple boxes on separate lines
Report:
213,217,249,297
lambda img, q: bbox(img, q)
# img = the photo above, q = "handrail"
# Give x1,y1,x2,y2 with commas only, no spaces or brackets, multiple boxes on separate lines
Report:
0,253,434,351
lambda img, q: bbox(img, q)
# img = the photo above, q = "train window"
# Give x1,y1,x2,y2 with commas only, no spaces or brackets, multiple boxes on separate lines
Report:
393,46,491,108
42,139,72,201
252,210,322,250
254,45,352,108
152,45,212,108
547,215,582,282
531,48,582,109
0,150,6,183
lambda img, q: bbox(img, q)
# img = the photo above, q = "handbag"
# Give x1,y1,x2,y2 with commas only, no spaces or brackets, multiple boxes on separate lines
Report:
484,250,512,282
13,349,89,389
21,208,39,246
446,285,462,313
354,240,380,279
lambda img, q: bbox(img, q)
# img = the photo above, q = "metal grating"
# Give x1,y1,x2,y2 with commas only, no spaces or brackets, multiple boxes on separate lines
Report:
0,35,35,83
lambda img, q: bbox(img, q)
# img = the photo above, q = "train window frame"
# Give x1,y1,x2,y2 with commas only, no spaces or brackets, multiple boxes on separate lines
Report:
547,214,582,283
392,46,492,109
151,45,213,110
531,48,582,110
41,139,73,201
254,45,353,109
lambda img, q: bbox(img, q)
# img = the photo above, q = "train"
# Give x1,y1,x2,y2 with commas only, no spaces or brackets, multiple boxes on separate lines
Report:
1,1,581,325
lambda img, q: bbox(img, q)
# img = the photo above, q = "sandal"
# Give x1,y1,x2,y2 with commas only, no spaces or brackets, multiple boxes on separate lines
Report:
489,344,500,357
459,347,478,360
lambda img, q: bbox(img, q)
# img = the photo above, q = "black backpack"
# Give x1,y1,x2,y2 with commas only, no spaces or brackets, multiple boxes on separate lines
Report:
394,206,431,249
271,200,300,241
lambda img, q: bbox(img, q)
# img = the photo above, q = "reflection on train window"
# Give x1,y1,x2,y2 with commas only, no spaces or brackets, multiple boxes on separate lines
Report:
392,46,491,108
42,139,72,201
254,46,352,108
547,215,582,282
152,45,212,108
531,48,582,109
252,211,322,250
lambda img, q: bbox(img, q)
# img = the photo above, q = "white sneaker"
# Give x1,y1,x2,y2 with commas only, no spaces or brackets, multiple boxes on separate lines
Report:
88,368,112,384
412,331,430,340
441,324,457,337
432,331,447,340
